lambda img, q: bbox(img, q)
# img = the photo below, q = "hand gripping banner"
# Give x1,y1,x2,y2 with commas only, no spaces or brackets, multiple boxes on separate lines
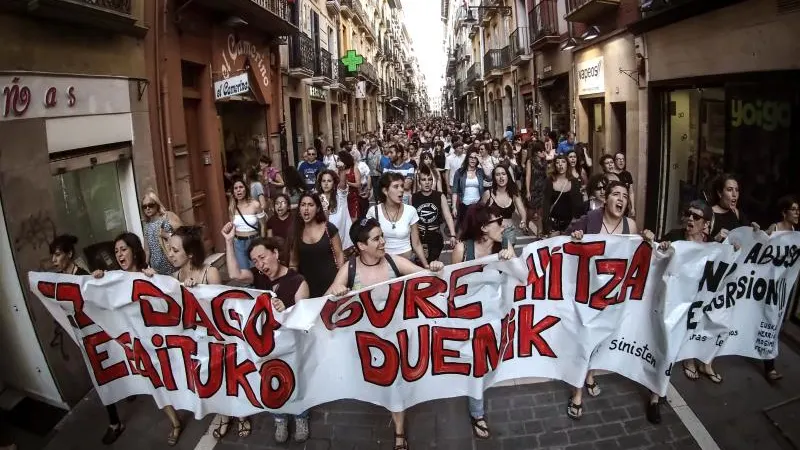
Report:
28,229,800,418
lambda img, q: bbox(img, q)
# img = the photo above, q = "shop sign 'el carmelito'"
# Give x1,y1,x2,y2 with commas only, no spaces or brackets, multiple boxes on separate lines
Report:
576,57,604,96
214,73,250,100
214,30,271,103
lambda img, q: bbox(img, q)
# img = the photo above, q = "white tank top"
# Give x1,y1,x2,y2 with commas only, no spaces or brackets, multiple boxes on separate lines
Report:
233,212,265,233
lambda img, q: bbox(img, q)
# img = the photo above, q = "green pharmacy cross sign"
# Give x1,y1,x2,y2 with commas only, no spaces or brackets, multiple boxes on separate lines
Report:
341,50,364,72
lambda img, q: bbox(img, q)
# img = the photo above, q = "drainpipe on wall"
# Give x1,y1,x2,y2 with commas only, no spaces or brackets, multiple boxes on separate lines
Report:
158,0,179,212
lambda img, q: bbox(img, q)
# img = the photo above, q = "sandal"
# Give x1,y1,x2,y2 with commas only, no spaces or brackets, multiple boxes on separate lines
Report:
567,398,583,420
585,381,601,397
237,418,252,438
101,423,125,445
212,415,230,439
167,425,182,447
683,362,699,380
698,365,723,384
470,416,490,439
393,432,408,450
766,369,783,383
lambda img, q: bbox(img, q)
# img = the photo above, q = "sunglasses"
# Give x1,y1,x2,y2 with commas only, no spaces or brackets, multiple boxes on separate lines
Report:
683,211,705,221
142,203,157,209
486,217,504,227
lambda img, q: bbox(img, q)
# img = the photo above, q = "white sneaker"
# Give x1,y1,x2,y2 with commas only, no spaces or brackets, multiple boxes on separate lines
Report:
274,419,289,443
294,416,309,442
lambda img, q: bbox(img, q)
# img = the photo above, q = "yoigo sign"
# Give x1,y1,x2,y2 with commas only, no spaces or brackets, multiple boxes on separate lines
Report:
577,57,604,96
730,99,791,131
214,73,250,100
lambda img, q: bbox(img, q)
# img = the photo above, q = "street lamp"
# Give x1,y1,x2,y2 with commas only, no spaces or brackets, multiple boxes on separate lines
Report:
580,26,600,41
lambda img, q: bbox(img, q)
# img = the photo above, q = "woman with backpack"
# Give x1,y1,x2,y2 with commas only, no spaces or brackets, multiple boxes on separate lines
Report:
326,218,444,450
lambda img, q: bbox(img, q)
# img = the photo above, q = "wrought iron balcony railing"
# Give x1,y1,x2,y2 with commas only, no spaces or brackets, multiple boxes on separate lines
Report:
74,0,131,15
484,46,510,75
289,33,315,75
509,27,531,59
530,0,560,48
565,0,621,22
317,49,332,79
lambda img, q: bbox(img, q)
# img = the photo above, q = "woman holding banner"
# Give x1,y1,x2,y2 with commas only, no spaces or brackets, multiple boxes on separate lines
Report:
223,227,312,444
166,226,254,440
50,235,125,445
565,181,655,421
450,203,514,439
326,218,444,450
91,233,188,445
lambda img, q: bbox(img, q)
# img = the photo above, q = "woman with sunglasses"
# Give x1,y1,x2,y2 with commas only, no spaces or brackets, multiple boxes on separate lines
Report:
327,219,444,450
223,230,311,443
91,234,186,445
141,191,182,275
583,174,608,213
565,181,655,421
450,203,514,440
50,235,125,445
266,193,293,241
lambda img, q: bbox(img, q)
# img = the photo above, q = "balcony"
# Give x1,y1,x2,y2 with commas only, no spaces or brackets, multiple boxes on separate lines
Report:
565,0,621,23
632,0,746,33
312,49,333,85
8,0,144,36
340,0,353,17
358,60,378,84
191,0,299,36
483,46,510,79
479,0,494,24
288,33,315,79
350,0,366,27
466,63,482,88
331,60,346,90
509,27,532,65
529,1,560,50
326,0,340,14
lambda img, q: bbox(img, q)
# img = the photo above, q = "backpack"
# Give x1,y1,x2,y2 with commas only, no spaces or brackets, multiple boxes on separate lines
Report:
346,254,401,289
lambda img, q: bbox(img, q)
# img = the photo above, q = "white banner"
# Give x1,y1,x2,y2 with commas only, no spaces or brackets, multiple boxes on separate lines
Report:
28,229,800,418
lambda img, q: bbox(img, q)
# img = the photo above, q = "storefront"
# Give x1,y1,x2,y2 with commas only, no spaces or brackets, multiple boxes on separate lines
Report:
534,50,571,135
0,73,152,407
573,33,644,216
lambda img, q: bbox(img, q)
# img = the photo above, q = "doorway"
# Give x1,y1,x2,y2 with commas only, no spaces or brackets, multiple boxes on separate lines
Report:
290,98,302,164
585,98,605,164
611,101,626,155
183,99,213,251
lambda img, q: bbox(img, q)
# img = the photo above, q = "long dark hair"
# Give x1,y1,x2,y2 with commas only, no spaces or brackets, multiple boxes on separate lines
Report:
288,193,327,263
316,169,340,213
172,226,206,269
282,167,306,194
114,232,147,272
710,173,739,206
378,172,405,203
490,164,519,198
460,149,479,172
550,154,575,182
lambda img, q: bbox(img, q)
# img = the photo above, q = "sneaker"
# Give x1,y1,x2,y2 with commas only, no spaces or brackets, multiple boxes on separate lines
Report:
646,401,661,424
101,423,125,445
274,419,289,443
294,416,309,442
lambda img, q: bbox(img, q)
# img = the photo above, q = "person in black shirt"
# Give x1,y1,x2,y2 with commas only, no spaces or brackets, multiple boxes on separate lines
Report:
222,231,312,444
708,174,760,242
412,165,457,262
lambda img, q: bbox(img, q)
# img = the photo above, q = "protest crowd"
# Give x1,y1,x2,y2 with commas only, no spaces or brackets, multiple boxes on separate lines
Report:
41,118,799,450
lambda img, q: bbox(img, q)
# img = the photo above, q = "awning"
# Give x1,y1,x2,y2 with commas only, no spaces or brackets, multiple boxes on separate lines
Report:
538,78,557,89
389,104,404,113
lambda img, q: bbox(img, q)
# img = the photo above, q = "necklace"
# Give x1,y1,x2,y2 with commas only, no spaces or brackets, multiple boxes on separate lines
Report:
385,204,402,229
602,217,624,234
359,255,382,267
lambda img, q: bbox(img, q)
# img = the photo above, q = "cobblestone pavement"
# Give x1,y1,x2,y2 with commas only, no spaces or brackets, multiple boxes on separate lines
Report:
213,374,699,450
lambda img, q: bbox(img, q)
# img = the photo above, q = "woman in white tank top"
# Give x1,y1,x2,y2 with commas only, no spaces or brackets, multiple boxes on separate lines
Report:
229,179,266,271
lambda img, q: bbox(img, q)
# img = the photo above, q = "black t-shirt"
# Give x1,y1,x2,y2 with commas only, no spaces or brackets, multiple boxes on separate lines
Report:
297,222,339,298
618,170,634,188
74,267,89,275
250,268,305,308
412,191,443,228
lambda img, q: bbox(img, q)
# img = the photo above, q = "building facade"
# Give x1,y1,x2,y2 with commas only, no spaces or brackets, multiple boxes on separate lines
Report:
0,1,153,408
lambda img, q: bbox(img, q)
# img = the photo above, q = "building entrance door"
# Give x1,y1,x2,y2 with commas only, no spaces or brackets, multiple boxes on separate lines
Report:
183,99,213,252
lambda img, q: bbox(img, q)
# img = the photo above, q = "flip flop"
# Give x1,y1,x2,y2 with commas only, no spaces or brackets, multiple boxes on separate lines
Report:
698,366,723,384
567,398,583,420
470,416,490,439
585,381,601,397
682,362,700,381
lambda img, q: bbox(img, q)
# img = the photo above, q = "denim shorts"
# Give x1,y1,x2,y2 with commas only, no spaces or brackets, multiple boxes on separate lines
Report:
234,236,256,270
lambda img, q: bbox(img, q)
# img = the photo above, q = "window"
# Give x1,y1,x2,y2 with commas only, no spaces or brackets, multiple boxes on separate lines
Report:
51,161,128,270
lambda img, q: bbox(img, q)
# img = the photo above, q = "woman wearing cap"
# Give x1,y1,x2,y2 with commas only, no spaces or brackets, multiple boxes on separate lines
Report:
327,219,444,450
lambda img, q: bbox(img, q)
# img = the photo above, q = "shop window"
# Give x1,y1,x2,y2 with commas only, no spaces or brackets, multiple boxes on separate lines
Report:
51,161,128,271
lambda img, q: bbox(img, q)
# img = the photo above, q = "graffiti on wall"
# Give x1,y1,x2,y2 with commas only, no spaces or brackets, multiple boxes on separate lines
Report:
14,211,56,253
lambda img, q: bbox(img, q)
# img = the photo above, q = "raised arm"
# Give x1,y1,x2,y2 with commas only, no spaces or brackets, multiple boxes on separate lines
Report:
222,222,254,284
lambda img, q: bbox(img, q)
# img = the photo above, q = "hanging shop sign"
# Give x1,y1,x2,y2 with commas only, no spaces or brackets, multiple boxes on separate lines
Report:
214,73,250,100
355,81,366,99
0,74,130,121
576,56,604,96
308,85,327,101
215,31,271,104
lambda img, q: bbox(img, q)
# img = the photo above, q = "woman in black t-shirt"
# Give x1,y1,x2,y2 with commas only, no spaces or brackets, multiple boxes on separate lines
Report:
287,192,344,298
708,174,760,242
223,232,311,444
50,235,125,445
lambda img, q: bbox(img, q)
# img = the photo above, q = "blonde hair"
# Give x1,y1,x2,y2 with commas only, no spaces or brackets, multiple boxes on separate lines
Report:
141,190,166,222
